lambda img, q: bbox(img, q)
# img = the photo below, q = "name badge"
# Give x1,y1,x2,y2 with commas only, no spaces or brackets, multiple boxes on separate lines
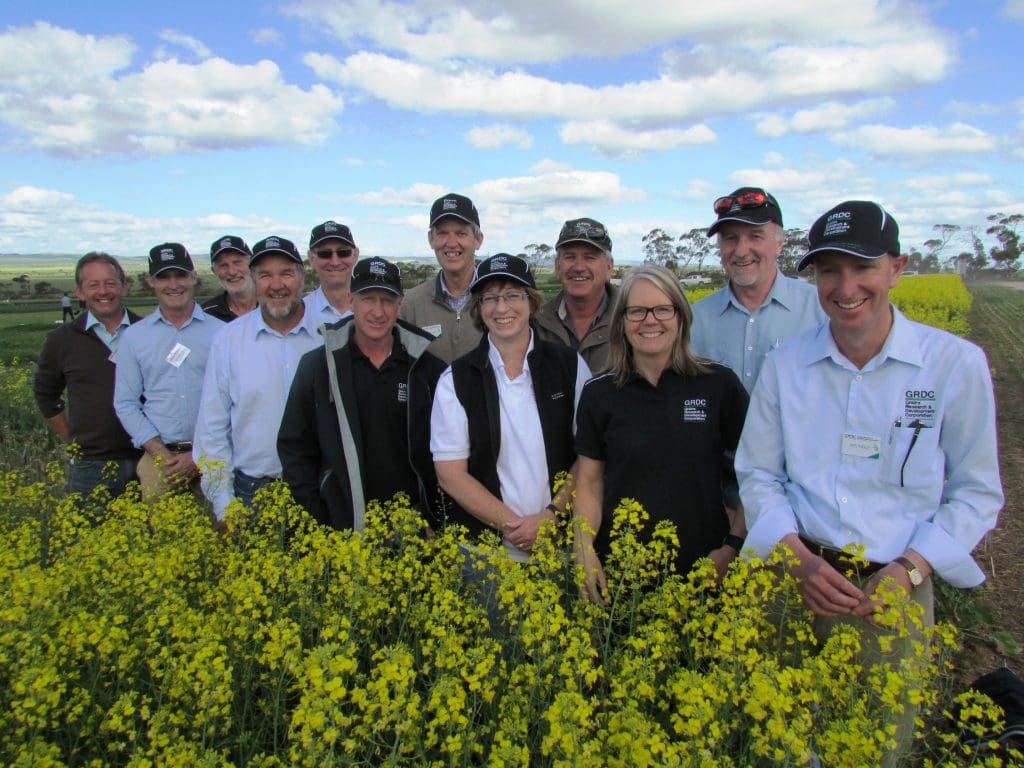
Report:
422,324,442,338
166,343,191,368
841,433,881,460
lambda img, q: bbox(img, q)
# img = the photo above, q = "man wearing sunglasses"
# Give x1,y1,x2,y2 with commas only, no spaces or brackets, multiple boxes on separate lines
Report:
737,201,1002,763
304,220,360,322
691,186,825,393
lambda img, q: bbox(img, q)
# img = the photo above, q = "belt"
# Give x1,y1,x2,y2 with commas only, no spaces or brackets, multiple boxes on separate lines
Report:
164,441,193,453
798,536,886,579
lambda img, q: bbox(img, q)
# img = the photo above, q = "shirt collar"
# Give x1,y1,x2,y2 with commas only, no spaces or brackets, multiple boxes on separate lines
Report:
252,304,317,340
725,270,798,313
556,288,610,323
85,310,130,333
487,328,535,374
800,304,922,371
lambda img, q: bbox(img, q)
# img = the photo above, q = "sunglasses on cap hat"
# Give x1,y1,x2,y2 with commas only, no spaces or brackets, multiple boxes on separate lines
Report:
713,189,771,215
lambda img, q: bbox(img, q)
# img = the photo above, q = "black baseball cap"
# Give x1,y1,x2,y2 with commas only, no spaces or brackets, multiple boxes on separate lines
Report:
470,253,535,293
351,257,403,297
707,186,784,236
556,217,612,252
209,235,252,262
799,201,901,271
251,236,303,266
148,242,195,276
429,193,480,228
309,221,357,250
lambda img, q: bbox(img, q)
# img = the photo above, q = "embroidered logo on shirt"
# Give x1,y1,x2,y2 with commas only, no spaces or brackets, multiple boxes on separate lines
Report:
397,382,408,403
903,389,936,427
683,398,707,423
550,391,565,400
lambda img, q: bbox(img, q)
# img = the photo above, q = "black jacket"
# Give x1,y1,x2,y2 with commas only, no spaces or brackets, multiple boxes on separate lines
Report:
278,317,446,531
34,310,143,459
444,333,580,538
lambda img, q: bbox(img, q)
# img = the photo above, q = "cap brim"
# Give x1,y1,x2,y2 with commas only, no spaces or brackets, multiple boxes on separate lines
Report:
151,264,194,276
251,249,303,264
352,283,403,297
430,213,477,227
309,235,356,249
210,246,247,261
707,211,777,236
556,237,610,251
798,245,888,271
471,271,533,292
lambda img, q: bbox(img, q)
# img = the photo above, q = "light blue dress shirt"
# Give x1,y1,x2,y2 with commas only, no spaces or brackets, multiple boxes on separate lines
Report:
303,287,352,325
736,307,1003,588
193,306,324,517
690,271,827,392
114,303,224,448
85,310,131,353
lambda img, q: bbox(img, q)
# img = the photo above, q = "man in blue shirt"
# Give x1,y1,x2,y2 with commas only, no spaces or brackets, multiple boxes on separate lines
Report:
114,243,224,500
736,201,1003,760
193,236,324,520
691,186,825,392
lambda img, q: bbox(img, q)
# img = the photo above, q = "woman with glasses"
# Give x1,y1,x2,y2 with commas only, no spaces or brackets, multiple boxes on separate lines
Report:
430,254,591,563
572,264,749,602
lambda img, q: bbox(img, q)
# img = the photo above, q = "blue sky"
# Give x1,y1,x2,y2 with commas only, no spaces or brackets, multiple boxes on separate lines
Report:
1,0,1023,264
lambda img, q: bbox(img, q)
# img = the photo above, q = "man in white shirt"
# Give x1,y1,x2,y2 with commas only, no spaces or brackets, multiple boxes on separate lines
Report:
193,236,323,519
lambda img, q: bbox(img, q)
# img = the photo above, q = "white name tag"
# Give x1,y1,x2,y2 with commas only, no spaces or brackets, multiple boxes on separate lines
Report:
166,343,191,368
422,324,442,339
841,433,881,459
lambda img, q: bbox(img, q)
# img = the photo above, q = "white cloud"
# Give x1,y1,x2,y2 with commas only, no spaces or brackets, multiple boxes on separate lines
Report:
287,1,951,65
0,184,283,254
0,23,343,158
251,28,283,46
904,172,995,191
1003,1,1024,18
466,124,533,149
834,122,999,156
156,30,212,60
560,120,715,157
755,98,894,137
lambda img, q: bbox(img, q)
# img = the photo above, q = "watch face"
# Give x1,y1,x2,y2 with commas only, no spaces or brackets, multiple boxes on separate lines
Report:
909,569,924,587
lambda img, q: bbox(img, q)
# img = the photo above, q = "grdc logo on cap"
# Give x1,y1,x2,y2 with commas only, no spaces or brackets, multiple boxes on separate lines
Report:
324,222,338,232
219,238,232,249
491,255,509,271
160,248,175,261
443,199,458,211
369,261,387,276
265,237,280,249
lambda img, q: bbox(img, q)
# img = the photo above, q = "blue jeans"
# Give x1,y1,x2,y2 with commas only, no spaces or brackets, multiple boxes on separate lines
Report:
67,457,137,498
233,469,277,508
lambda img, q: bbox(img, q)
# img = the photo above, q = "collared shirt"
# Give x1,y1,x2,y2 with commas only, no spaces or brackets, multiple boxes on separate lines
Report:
736,307,1003,588
85,310,131,353
114,303,224,448
690,271,826,392
303,287,352,325
439,274,473,314
556,291,609,349
430,331,591,561
194,306,324,517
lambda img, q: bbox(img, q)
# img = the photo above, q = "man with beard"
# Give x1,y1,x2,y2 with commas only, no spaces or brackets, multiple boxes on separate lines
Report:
193,236,323,520
201,235,257,322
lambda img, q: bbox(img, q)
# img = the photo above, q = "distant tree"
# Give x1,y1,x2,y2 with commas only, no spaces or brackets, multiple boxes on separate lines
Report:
986,213,1023,271
777,228,809,275
676,228,713,274
523,243,554,268
905,248,924,272
642,228,677,270
33,281,54,296
13,274,30,293
924,223,960,272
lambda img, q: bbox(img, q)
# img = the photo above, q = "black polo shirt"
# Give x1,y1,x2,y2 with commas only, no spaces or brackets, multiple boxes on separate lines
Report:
200,291,240,323
575,364,749,575
349,337,420,507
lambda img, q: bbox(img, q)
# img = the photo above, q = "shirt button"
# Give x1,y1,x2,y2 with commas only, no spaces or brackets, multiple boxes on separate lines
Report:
747,345,753,351
748,318,755,324
745,372,752,378
840,496,848,504
855,375,863,382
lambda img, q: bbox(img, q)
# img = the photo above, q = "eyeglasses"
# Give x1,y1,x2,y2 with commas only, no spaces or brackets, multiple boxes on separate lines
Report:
480,290,529,306
624,304,677,322
713,189,770,215
315,248,355,260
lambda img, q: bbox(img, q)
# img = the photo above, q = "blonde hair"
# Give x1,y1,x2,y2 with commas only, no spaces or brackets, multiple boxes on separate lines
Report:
607,264,709,387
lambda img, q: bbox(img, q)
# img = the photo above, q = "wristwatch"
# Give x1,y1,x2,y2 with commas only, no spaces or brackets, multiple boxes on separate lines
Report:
722,534,746,553
894,556,924,587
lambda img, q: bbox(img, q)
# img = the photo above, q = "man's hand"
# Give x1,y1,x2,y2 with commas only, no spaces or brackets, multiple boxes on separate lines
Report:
852,563,914,622
706,545,737,585
789,550,866,617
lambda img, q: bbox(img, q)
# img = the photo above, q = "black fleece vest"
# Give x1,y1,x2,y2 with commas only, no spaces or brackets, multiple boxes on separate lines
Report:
446,335,578,538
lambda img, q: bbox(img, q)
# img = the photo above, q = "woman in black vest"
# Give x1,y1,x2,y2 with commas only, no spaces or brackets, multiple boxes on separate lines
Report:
572,265,749,603
430,254,591,562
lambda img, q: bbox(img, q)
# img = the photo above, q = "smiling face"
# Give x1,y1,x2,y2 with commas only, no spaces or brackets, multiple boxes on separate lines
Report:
212,250,254,298
623,278,679,367
716,221,782,291
252,254,306,325
352,288,401,346
309,238,359,291
478,278,532,345
813,250,906,361
147,268,197,315
555,243,613,303
76,260,129,325
428,217,483,279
